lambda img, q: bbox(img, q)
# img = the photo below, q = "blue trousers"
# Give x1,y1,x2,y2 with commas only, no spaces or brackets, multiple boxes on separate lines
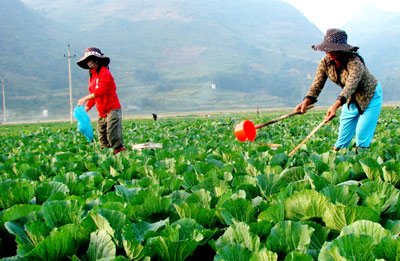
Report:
334,83,382,148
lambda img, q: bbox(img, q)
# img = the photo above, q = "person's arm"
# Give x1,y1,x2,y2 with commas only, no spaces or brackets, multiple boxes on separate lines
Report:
295,97,312,113
85,97,95,112
77,93,95,107
295,58,328,113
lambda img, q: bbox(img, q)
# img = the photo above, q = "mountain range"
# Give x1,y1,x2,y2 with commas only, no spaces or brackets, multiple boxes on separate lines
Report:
343,4,400,101
1,0,399,121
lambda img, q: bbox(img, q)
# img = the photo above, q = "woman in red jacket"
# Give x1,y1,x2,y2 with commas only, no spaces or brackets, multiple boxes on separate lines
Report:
77,47,126,154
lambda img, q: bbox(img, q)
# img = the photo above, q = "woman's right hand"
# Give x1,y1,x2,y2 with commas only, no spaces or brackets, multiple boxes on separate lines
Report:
295,99,311,113
77,98,86,107
295,103,304,112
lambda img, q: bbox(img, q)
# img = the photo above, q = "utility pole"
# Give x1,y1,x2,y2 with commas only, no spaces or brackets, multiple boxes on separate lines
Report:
1,76,6,123
64,44,76,123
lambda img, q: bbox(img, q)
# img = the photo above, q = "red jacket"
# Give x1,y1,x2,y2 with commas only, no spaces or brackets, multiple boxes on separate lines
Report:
86,67,121,117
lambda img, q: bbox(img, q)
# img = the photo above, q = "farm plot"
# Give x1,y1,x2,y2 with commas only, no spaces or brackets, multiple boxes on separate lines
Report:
0,108,399,260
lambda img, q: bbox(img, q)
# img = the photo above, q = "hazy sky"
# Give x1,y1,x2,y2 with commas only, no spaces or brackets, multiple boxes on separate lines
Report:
282,0,400,32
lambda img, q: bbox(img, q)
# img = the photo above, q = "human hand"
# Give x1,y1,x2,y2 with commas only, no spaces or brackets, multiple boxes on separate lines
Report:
77,97,86,107
295,103,303,112
325,100,341,122
325,109,336,122
295,99,311,113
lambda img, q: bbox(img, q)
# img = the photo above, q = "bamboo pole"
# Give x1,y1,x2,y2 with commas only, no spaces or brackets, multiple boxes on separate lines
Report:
288,119,328,156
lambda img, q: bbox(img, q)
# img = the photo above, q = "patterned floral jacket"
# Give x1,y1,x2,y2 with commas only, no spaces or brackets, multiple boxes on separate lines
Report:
305,54,378,114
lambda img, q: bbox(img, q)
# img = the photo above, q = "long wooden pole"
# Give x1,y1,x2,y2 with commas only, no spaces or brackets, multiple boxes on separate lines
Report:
254,105,314,129
288,119,328,156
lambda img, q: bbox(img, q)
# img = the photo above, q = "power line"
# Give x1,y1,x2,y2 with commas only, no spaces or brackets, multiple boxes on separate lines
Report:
64,44,76,123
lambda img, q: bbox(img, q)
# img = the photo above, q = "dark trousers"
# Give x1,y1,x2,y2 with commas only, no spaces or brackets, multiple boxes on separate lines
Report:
97,109,123,149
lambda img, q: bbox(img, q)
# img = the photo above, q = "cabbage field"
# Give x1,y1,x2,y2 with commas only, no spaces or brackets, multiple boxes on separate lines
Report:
0,108,399,260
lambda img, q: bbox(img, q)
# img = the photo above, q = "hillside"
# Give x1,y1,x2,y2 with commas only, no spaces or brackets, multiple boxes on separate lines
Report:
0,0,88,120
0,0,350,121
343,4,400,100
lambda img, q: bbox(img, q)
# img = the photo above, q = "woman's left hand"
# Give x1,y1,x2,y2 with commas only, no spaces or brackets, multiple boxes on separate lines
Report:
325,109,336,122
325,100,342,122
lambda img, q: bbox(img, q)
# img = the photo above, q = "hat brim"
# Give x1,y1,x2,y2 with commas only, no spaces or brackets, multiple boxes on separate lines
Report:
77,54,110,69
312,41,359,52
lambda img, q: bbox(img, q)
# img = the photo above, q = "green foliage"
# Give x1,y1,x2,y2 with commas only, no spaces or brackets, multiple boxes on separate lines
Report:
35,182,70,205
320,234,376,260
214,222,260,253
266,221,314,255
284,189,331,221
373,236,400,260
147,218,213,260
339,220,391,243
87,230,116,261
41,200,83,228
258,203,285,224
357,180,400,215
219,198,256,225
122,219,167,260
24,224,81,260
0,108,399,259
320,184,359,207
0,180,36,209
323,205,381,232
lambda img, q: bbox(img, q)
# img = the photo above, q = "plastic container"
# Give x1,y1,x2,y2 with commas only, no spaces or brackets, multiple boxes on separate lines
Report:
234,120,256,141
74,106,93,142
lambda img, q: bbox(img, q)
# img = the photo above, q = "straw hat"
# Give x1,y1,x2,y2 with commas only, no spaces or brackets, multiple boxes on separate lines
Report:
312,29,359,52
77,47,110,69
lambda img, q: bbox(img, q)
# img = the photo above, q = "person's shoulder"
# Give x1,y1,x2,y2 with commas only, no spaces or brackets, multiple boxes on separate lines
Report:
348,54,364,66
321,55,330,62
100,66,111,73
318,55,330,67
100,66,113,76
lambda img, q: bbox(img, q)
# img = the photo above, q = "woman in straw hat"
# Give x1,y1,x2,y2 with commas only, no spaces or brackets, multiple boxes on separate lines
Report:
77,47,126,155
295,29,382,152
